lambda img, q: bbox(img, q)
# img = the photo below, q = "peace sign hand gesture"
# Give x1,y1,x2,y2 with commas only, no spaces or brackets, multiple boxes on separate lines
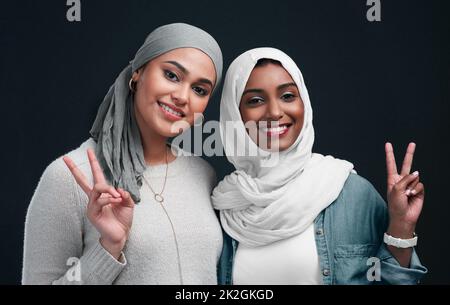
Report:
63,149,134,260
385,142,425,238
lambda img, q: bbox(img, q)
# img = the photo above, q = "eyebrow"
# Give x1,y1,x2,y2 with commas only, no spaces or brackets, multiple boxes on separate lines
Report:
277,82,298,90
198,78,214,88
242,88,264,95
164,61,188,74
164,61,214,88
242,82,298,96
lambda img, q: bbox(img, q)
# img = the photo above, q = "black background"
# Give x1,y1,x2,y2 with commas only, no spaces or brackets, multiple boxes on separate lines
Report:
1,0,449,284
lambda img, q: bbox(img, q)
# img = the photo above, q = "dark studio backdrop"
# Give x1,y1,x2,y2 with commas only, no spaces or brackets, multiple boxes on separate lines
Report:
1,0,449,284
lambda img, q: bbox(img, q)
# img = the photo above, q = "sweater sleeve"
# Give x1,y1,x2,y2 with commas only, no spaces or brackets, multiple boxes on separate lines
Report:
22,158,126,285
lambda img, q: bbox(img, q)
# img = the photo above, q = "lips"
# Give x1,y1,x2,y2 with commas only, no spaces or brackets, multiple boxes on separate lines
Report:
157,101,185,121
260,123,292,137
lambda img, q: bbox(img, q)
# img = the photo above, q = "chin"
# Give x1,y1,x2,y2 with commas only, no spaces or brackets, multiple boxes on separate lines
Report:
162,121,192,137
157,126,181,137
281,140,296,151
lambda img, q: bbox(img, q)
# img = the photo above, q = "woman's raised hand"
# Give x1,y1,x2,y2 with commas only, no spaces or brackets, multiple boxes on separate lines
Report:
385,142,425,237
63,149,134,259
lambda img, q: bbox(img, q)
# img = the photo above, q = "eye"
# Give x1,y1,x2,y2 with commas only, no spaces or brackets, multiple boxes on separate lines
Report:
246,97,264,106
193,86,209,97
281,92,296,102
164,70,180,82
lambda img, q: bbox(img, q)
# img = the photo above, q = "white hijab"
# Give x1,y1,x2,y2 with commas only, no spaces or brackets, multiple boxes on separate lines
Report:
212,48,355,247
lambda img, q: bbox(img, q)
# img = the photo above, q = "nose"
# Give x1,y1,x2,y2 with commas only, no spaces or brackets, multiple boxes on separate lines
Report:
171,84,189,107
266,99,284,121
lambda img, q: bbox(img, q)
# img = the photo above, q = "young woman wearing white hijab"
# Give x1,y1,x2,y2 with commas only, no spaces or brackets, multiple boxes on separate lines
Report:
23,23,223,285
213,48,427,284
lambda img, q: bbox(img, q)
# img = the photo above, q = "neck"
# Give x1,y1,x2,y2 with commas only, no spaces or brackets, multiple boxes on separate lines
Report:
134,106,174,166
142,132,169,165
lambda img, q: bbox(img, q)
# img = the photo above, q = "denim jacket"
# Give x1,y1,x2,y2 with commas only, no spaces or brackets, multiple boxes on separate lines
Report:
217,173,427,285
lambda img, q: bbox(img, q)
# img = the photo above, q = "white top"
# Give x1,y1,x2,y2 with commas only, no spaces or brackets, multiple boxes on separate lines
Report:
22,138,223,285
232,223,323,285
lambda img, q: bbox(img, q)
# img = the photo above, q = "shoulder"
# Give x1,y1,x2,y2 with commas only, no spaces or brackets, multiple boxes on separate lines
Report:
325,173,389,242
46,138,95,177
181,155,217,189
185,155,216,176
37,138,96,196
333,173,387,216
28,139,96,216
63,138,96,172
342,173,377,197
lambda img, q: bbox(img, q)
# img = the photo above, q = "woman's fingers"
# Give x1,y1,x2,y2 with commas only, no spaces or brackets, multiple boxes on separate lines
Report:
400,142,416,176
394,171,420,193
97,196,123,206
405,175,420,196
410,182,424,197
89,189,133,219
90,196,123,217
92,183,121,200
87,148,106,185
63,156,92,195
117,188,135,208
385,142,398,176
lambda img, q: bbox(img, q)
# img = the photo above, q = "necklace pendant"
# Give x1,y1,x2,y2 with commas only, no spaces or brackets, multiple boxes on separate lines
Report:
154,194,164,203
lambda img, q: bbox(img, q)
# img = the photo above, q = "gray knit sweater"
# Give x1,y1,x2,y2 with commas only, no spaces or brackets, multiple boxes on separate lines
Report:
22,138,223,285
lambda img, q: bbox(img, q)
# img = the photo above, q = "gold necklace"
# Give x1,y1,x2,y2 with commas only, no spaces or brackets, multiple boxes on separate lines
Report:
142,146,184,285
143,147,169,203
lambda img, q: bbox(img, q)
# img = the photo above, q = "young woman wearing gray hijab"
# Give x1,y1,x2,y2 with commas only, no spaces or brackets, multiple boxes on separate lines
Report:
22,23,223,285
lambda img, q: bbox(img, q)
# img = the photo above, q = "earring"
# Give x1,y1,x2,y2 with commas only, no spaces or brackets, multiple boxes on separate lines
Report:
129,78,136,93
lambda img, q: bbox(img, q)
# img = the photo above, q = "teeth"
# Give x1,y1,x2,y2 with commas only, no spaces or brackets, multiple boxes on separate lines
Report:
261,126,288,133
159,103,182,117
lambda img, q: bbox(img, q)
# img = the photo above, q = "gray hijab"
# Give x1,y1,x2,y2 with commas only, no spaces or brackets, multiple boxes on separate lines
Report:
89,23,223,203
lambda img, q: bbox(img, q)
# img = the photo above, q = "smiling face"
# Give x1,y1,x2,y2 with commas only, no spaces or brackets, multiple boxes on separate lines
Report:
239,59,304,152
132,47,216,138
